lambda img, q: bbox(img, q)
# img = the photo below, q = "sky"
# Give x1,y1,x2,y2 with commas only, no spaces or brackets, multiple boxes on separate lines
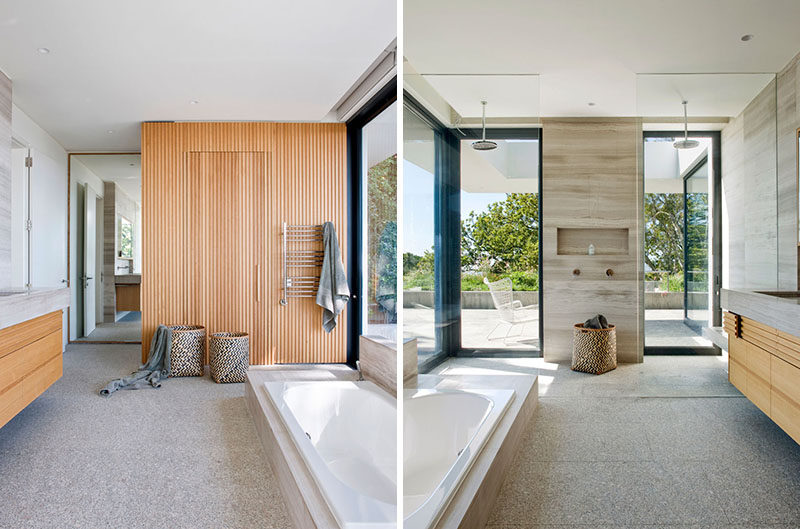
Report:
403,160,505,255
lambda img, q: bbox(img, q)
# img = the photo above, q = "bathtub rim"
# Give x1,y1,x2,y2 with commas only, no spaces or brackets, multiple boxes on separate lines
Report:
403,387,516,529
264,379,398,529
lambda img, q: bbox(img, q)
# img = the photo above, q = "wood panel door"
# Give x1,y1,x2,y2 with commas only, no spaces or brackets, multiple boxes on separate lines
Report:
187,152,266,364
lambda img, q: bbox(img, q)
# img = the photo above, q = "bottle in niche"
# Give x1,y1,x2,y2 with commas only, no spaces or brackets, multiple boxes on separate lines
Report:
588,244,595,256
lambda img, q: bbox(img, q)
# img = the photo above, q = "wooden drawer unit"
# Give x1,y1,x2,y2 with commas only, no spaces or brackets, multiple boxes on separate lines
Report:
771,355,800,445
726,310,800,446
728,334,747,393
745,342,771,415
0,311,63,429
115,284,141,311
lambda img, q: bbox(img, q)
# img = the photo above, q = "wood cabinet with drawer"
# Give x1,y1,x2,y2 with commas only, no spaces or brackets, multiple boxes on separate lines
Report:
725,311,800,445
0,311,64,429
115,284,141,311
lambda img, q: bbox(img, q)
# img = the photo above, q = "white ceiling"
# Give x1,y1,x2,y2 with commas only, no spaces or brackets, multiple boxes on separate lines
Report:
75,154,141,204
425,75,539,118
404,0,800,118
0,0,396,151
461,140,539,193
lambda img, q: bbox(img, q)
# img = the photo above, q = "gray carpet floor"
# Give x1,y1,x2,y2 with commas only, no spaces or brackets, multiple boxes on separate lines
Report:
0,343,291,529
431,356,800,529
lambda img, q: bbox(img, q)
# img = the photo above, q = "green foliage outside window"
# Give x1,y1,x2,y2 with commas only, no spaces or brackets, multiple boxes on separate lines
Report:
119,217,133,258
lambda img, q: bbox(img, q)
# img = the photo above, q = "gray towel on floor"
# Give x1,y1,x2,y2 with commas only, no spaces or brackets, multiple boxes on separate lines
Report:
316,221,350,333
99,325,172,397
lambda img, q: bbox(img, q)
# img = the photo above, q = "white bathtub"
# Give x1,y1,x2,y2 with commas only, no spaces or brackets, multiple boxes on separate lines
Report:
403,388,515,529
264,380,397,529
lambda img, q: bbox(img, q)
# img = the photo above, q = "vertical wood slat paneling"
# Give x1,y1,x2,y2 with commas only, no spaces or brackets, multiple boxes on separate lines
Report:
141,122,347,365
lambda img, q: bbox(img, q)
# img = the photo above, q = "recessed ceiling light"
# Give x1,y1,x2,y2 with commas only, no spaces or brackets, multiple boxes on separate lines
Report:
190,99,199,105
106,130,114,134
741,34,754,42
37,47,50,54
588,102,596,106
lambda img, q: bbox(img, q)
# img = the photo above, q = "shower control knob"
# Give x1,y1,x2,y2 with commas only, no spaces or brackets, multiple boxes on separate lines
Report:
572,269,580,276
606,269,614,277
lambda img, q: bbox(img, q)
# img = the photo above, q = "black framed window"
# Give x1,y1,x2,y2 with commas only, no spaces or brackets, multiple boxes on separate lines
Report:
403,92,543,373
454,128,543,358
643,131,721,355
347,78,397,365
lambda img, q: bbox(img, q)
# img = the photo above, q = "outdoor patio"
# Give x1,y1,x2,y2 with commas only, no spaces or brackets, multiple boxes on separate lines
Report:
404,306,712,354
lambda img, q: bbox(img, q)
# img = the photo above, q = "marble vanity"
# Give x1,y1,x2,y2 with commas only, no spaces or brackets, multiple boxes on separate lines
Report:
721,288,800,445
0,288,69,429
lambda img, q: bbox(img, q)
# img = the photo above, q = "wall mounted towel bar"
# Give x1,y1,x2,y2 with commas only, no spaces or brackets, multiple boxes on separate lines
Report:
280,222,323,305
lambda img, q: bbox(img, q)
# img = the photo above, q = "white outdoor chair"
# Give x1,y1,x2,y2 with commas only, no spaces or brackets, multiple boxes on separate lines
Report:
483,277,538,343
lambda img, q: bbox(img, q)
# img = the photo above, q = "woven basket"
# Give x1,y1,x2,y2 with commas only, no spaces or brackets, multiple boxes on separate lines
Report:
209,332,249,383
572,323,617,375
168,325,206,377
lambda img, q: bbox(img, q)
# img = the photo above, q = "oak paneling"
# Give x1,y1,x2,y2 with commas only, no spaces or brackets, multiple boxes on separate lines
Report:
141,123,348,365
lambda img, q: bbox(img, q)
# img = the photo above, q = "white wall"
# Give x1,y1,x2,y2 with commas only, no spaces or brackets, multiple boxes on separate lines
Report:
11,103,69,345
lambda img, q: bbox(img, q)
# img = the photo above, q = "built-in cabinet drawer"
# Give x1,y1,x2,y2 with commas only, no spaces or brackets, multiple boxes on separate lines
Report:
0,311,63,429
771,355,800,445
726,311,800,446
728,334,747,393
745,342,771,415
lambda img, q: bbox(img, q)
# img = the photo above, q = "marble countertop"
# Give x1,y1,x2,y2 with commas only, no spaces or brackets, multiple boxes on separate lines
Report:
721,288,800,338
115,274,141,284
0,287,69,331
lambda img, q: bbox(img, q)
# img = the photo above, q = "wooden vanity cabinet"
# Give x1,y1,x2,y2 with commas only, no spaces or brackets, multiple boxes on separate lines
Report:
725,311,800,445
0,311,63,429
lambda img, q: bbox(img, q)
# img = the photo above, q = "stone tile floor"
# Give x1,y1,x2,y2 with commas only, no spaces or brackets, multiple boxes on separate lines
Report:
430,356,800,529
0,343,291,529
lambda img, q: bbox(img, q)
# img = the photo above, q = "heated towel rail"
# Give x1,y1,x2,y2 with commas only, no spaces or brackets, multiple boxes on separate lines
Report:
280,222,323,305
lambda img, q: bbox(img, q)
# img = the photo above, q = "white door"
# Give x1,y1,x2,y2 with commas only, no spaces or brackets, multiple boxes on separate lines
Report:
83,187,97,336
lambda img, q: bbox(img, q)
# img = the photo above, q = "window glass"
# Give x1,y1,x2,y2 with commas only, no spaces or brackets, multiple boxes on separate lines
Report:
361,101,398,341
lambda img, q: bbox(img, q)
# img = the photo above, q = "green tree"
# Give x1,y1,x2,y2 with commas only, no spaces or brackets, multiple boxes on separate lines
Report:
461,193,539,274
644,193,683,275
367,155,397,320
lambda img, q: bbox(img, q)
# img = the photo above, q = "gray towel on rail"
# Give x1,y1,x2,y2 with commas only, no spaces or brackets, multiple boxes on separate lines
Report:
316,221,350,333
99,325,172,397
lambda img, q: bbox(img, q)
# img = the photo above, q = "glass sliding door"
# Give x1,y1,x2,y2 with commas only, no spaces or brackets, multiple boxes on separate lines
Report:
643,132,720,353
403,102,439,364
361,101,398,341
684,158,710,330
458,131,541,355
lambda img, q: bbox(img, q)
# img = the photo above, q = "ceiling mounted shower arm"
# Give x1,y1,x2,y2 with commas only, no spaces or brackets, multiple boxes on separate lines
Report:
481,100,487,142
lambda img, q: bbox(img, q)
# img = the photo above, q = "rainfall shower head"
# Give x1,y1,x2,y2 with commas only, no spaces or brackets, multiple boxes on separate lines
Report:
674,100,700,150
673,139,700,149
472,100,497,151
472,139,498,151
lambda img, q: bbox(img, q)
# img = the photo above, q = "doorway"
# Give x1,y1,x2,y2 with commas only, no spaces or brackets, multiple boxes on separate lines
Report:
69,153,142,343
643,132,721,354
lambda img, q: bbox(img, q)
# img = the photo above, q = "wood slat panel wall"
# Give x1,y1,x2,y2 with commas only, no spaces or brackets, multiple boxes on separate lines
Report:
141,122,347,365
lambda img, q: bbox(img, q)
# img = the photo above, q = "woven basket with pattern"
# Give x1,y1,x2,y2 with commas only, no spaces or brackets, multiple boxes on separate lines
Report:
209,332,249,383
572,323,617,375
168,325,206,377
